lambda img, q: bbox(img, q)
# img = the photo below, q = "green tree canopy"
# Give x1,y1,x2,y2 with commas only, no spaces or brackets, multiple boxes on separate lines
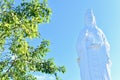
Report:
0,0,65,80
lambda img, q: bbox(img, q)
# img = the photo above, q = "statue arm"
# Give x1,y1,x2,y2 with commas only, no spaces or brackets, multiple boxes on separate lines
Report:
76,29,86,57
76,36,85,58
76,34,87,67
102,33,112,65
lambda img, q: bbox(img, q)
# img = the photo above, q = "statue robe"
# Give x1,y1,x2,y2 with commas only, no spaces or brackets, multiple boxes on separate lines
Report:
76,9,111,80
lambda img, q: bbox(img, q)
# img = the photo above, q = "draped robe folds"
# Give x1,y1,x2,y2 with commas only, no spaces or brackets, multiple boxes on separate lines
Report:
76,9,111,80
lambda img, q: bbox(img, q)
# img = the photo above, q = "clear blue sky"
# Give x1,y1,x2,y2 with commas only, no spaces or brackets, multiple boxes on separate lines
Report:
16,0,120,80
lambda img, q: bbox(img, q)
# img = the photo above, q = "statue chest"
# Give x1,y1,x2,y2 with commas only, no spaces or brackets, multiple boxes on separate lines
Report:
85,30,104,49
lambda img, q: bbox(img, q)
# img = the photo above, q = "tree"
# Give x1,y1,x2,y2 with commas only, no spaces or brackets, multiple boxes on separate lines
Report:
0,0,65,80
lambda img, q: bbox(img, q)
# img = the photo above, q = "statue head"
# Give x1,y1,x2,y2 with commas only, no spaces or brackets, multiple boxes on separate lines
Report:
84,9,96,27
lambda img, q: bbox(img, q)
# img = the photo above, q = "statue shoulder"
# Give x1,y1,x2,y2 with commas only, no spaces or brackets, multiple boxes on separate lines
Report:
78,27,87,39
95,26,104,34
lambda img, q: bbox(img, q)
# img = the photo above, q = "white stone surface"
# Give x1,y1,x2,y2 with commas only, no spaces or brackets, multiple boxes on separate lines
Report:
76,9,111,80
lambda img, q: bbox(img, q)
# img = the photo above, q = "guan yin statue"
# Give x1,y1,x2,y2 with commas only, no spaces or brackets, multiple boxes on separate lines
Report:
76,9,112,80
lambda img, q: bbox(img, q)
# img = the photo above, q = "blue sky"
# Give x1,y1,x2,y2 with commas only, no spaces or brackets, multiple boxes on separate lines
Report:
15,0,120,80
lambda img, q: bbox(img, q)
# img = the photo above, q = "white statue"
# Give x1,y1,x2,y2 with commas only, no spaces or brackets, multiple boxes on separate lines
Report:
76,9,111,80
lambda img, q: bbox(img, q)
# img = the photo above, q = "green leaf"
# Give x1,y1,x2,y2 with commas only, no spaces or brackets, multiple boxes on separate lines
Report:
0,0,65,80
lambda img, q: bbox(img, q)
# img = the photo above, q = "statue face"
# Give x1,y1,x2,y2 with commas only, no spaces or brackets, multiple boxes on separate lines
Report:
85,9,95,26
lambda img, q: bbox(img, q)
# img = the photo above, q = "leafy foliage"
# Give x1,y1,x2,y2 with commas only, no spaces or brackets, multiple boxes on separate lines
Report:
0,0,65,80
